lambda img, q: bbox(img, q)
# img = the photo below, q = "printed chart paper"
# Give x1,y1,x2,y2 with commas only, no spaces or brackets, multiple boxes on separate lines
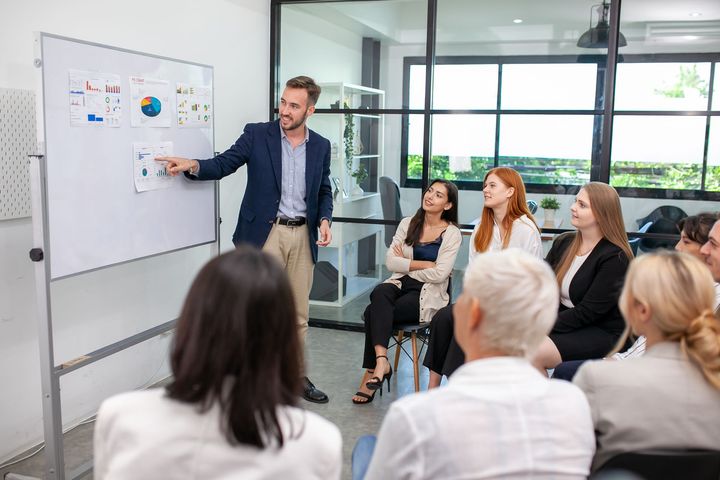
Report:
68,70,122,127
133,141,175,192
130,76,171,127
176,83,212,127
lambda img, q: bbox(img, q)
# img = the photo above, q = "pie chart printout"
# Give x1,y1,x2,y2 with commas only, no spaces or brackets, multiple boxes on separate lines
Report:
141,96,162,117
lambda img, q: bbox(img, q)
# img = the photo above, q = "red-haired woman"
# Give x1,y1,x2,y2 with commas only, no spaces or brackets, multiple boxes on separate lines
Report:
423,167,542,388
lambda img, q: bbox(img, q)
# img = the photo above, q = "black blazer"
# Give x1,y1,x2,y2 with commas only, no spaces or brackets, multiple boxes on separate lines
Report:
545,233,630,335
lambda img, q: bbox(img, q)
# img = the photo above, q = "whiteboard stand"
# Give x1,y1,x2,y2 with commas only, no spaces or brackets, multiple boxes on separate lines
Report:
22,154,220,480
15,33,219,479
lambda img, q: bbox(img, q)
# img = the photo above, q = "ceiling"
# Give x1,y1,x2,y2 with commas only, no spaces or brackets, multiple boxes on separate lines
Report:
284,0,720,52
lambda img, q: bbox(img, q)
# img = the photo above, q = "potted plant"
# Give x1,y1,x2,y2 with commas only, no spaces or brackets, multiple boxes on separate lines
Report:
343,102,367,196
350,163,368,197
540,196,561,227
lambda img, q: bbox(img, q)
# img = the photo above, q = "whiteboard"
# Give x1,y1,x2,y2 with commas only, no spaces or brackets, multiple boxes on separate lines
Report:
37,33,216,279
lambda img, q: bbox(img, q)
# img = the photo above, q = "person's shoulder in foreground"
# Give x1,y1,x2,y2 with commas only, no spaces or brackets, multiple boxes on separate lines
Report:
95,388,342,480
364,361,594,480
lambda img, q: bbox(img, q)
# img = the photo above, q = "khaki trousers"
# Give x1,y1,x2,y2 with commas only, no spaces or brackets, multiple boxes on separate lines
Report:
262,224,314,346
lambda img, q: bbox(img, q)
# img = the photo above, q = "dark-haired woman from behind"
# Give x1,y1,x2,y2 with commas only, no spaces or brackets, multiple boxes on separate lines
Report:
352,179,462,404
94,247,342,479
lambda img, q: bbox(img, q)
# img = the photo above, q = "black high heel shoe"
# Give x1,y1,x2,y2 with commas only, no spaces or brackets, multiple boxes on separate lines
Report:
352,369,377,405
366,355,393,395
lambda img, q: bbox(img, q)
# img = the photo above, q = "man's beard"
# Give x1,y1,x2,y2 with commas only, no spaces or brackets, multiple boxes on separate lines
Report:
282,111,307,131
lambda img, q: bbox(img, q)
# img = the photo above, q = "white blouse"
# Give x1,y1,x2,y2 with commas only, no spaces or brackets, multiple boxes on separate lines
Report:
468,214,543,265
560,251,591,308
365,357,595,479
94,388,342,480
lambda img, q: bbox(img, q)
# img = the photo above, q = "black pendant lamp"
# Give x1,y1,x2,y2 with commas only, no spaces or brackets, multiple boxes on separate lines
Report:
577,1,627,48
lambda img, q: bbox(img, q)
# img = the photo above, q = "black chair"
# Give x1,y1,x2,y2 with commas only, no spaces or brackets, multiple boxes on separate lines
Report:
379,176,403,248
527,200,538,215
591,449,720,480
629,221,652,256
389,277,452,392
636,205,687,229
639,218,679,252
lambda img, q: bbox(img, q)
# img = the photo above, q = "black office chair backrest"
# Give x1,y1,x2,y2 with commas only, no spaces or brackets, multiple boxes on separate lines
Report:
379,176,403,247
639,217,678,252
527,200,538,215
592,449,720,480
636,205,687,228
629,221,652,256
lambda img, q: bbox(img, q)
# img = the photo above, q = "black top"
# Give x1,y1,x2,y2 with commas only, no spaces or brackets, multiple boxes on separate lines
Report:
412,232,444,262
545,233,630,335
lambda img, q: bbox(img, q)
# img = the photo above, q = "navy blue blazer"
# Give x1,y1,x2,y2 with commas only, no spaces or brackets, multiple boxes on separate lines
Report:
188,120,333,263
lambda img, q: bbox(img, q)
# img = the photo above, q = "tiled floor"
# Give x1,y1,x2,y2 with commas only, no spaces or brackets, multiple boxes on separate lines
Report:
0,327,434,480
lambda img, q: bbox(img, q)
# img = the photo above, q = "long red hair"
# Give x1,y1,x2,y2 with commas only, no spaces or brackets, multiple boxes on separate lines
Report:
474,167,539,253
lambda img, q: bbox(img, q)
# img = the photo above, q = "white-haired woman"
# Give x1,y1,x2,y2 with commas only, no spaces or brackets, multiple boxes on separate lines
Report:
360,249,595,479
574,250,720,470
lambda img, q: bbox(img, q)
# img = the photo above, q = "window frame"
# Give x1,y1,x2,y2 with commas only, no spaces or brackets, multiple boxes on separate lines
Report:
401,53,720,200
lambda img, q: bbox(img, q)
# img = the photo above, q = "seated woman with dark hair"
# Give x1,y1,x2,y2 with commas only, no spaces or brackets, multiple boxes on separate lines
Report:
574,250,720,470
353,179,461,404
94,247,342,479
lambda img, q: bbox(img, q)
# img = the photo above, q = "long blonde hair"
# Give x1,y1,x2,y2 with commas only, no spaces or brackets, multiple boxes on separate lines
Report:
616,251,720,389
474,167,539,253
555,182,633,284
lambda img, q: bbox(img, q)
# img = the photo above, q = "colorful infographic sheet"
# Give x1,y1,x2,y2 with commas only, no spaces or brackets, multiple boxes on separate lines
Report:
130,76,171,127
68,69,122,127
176,83,212,128
133,141,174,192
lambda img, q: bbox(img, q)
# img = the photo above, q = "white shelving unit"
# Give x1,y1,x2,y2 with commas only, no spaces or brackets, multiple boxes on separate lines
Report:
308,83,385,306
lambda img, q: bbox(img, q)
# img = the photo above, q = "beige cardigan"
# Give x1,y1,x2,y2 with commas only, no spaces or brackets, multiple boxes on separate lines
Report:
384,217,462,324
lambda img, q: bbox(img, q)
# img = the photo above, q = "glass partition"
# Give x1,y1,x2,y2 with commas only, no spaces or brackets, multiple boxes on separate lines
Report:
272,0,718,328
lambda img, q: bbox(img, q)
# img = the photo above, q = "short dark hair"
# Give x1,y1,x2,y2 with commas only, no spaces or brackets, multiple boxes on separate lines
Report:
678,212,719,245
165,246,302,448
286,75,321,106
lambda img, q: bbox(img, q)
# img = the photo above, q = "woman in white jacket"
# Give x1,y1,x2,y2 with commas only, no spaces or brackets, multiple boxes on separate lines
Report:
352,179,462,404
95,247,342,479
424,167,542,388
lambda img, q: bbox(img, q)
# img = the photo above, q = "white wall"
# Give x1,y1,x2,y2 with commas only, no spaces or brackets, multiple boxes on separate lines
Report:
0,0,269,462
280,6,363,89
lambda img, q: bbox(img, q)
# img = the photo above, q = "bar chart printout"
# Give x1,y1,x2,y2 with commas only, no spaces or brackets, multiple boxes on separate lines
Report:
68,69,122,127
133,141,175,192
176,83,212,127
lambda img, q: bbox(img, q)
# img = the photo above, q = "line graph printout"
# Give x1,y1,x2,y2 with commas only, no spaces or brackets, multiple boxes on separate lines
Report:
133,141,175,192
130,76,171,127
68,69,122,127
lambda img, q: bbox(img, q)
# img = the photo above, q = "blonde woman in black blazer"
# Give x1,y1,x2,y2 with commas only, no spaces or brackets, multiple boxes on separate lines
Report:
533,183,633,371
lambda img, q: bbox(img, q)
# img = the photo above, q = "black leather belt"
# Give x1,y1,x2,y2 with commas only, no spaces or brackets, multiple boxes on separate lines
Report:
276,217,306,226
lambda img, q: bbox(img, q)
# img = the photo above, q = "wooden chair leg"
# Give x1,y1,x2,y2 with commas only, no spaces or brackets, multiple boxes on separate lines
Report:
393,330,404,371
411,332,420,392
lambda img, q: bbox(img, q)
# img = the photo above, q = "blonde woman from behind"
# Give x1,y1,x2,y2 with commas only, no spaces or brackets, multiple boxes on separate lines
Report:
574,250,720,471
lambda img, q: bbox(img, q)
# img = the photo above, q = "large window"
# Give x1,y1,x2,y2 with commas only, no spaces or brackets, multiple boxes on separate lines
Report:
402,56,720,196
611,60,719,191
404,59,601,189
